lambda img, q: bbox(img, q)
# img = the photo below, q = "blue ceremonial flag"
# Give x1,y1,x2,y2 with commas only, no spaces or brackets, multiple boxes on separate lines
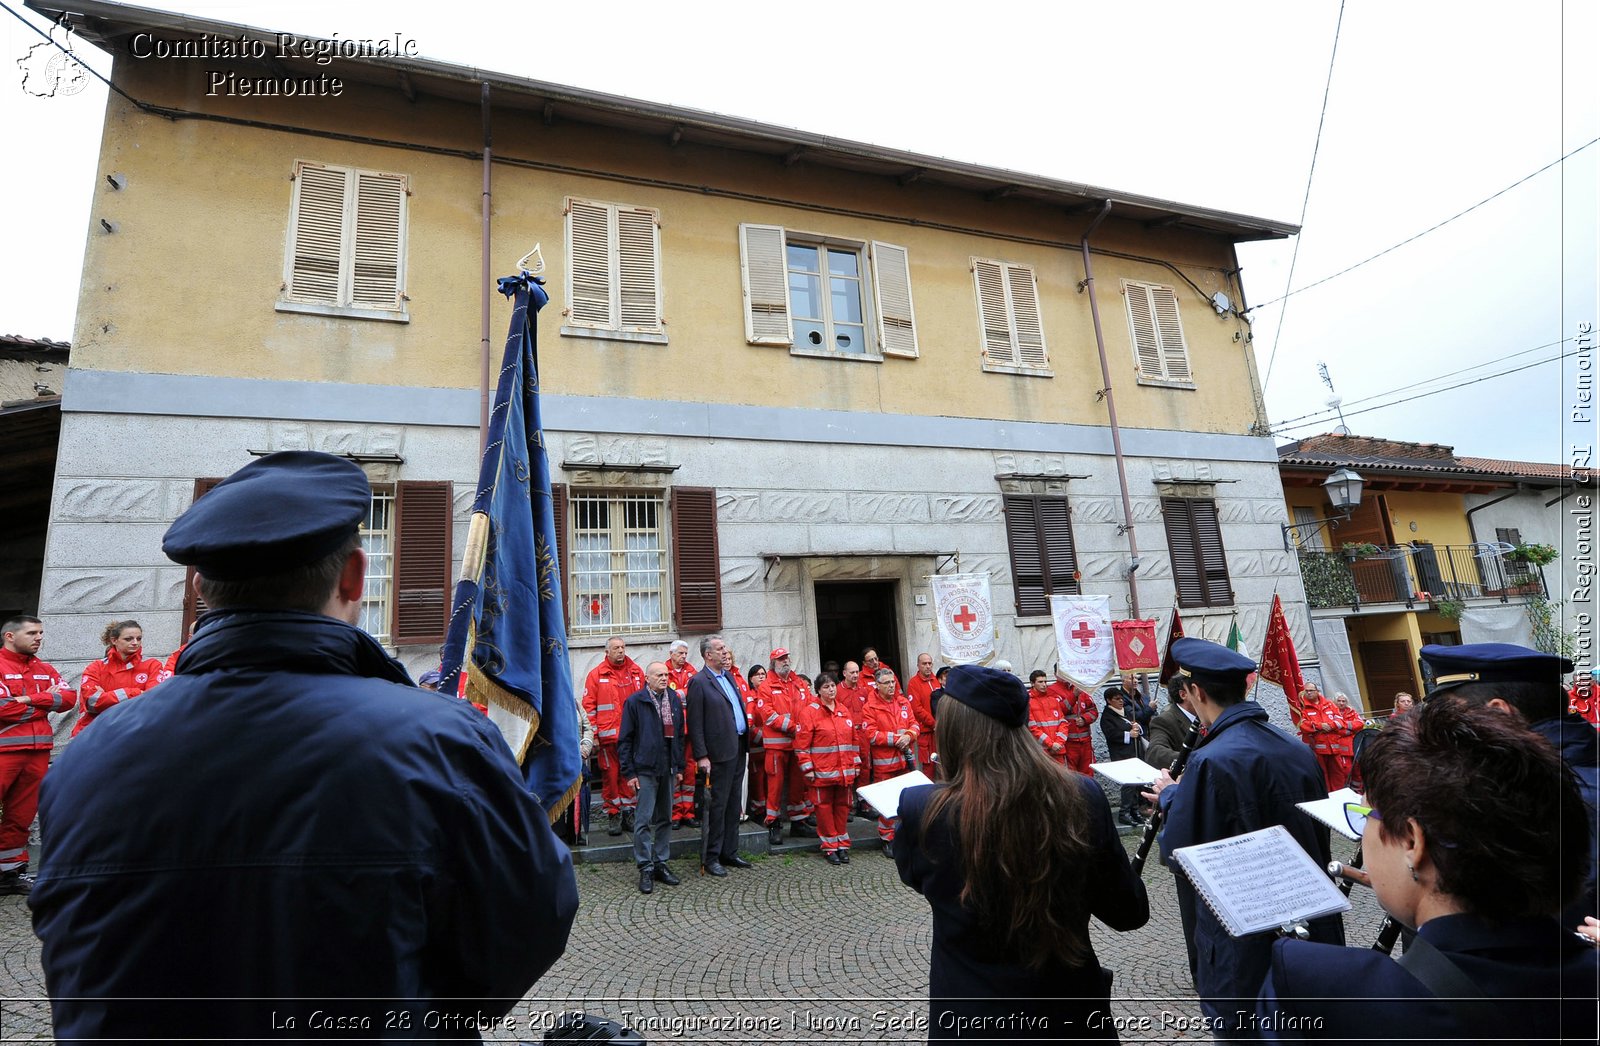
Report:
439,273,581,820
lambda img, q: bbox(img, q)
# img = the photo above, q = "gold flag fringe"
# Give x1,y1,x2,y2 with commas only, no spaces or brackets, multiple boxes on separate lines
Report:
466,662,581,824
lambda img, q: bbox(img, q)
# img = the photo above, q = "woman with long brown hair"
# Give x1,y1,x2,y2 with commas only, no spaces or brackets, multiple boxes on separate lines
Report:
894,664,1148,1040
74,619,168,736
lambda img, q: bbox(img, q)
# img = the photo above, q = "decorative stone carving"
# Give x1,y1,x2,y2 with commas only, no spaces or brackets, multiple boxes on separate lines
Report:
716,491,762,522
848,493,931,523
993,451,1079,476
45,570,157,611
763,492,847,523
57,480,165,522
1216,500,1256,525
931,494,1002,522
1071,498,1119,524
269,423,404,457
1152,461,1215,483
563,434,670,467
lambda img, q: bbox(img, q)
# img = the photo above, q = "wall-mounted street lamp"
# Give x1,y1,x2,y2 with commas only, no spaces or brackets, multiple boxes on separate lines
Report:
1282,467,1365,551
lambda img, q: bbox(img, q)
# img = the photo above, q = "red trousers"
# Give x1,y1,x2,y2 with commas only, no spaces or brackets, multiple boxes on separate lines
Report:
673,761,696,821
1064,740,1095,776
0,750,47,872
813,783,852,853
1317,753,1351,792
764,748,811,822
747,742,766,812
595,743,635,815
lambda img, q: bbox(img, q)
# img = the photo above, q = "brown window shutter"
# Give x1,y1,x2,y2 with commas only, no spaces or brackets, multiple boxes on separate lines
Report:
671,486,721,633
391,481,453,646
1003,495,1047,616
1162,496,1205,609
551,483,570,630
180,478,223,637
1190,498,1233,606
1037,497,1081,599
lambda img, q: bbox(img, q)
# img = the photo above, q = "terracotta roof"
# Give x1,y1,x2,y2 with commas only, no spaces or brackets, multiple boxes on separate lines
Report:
0,334,69,352
1279,433,1577,484
1454,457,1578,481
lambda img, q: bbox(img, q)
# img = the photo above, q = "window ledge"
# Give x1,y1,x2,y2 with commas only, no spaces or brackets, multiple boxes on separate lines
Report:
1136,375,1196,390
569,630,675,650
982,362,1054,378
560,325,669,345
1013,615,1056,627
276,300,410,323
788,346,883,364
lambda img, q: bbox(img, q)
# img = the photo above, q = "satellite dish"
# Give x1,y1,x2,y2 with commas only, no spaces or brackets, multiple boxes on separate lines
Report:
1211,291,1231,315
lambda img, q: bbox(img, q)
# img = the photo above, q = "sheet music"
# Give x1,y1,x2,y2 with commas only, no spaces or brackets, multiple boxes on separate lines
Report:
1296,787,1363,841
1172,825,1350,936
856,769,933,819
1090,757,1161,786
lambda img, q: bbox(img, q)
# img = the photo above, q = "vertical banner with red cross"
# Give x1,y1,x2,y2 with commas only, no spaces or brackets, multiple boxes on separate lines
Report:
930,573,995,665
1051,594,1115,689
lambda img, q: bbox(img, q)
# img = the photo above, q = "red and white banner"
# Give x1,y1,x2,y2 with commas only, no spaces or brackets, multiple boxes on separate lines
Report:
1113,619,1161,670
1051,594,1115,689
930,573,995,665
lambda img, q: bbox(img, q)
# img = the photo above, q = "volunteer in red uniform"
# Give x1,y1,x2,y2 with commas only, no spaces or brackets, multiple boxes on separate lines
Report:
859,667,918,857
906,652,940,774
861,648,900,698
665,640,698,826
582,636,645,835
1047,669,1098,775
1296,685,1341,790
742,663,767,820
0,616,74,894
837,661,869,719
1324,691,1364,790
1025,669,1070,765
756,648,815,844
73,619,169,736
795,673,861,865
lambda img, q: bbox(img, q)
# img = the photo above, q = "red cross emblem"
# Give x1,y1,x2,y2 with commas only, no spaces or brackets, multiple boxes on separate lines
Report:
1070,620,1097,648
953,605,978,633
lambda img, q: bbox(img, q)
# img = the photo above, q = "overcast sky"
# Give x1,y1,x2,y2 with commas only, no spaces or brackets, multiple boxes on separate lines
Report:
4,0,1594,464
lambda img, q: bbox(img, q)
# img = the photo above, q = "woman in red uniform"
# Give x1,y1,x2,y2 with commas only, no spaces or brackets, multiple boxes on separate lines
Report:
742,664,767,820
795,673,861,865
75,619,168,736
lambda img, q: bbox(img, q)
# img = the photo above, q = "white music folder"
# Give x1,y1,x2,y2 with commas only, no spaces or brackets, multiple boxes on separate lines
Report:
856,769,933,819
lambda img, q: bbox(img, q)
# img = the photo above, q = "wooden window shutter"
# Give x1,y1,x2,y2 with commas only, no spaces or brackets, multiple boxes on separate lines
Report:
1494,527,1521,546
567,199,615,327
551,483,570,630
973,258,1015,364
350,171,406,310
616,206,661,331
1004,495,1079,616
1190,498,1233,606
671,486,721,632
1125,281,1164,378
870,241,919,358
180,478,223,638
1037,497,1080,598
1007,264,1048,368
287,163,348,304
739,224,791,345
1150,284,1191,381
391,481,452,646
1161,496,1206,608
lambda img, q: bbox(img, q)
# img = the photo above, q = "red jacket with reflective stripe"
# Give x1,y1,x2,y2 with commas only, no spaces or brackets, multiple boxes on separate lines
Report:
1049,681,1098,743
1027,688,1071,756
74,648,169,736
858,691,918,774
1298,700,1339,754
907,672,940,733
1328,706,1364,757
582,657,644,743
0,647,74,750
755,671,813,749
795,700,861,784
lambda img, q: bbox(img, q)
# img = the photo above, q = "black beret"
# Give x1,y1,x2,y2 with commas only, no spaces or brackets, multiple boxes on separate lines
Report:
942,664,1028,728
162,451,370,581
1172,637,1257,688
1421,642,1573,695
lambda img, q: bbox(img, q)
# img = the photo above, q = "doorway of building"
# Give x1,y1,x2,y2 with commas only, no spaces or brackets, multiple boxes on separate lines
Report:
814,580,902,679
1358,639,1420,715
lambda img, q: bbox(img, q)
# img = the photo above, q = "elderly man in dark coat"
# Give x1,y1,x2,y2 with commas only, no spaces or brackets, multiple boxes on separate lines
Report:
619,660,687,893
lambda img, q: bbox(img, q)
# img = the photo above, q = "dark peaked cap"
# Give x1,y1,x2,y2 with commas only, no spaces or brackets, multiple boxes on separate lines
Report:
162,451,371,581
1170,637,1256,688
1421,642,1573,695
942,664,1028,728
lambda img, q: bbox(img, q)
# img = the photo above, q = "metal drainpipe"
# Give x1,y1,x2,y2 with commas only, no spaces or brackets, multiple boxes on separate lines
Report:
478,82,493,454
1080,200,1141,617
1464,484,1526,547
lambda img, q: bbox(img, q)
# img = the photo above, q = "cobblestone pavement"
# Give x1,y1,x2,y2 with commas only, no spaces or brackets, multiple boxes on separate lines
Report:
0,829,1383,1044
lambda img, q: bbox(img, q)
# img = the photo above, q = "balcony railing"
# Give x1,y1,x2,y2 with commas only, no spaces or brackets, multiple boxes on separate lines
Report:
1297,543,1547,611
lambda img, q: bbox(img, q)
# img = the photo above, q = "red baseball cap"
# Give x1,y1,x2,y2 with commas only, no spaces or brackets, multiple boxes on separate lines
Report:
771,648,791,661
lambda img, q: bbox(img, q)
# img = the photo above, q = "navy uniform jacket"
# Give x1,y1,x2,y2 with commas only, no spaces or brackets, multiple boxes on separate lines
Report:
1532,712,1599,929
1158,701,1343,1033
896,775,1149,1040
29,611,579,1042
617,686,686,780
1258,913,1598,1044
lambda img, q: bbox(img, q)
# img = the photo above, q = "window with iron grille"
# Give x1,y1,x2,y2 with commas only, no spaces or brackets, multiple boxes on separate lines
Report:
568,490,669,635
358,488,396,646
1161,495,1233,608
1002,494,1080,616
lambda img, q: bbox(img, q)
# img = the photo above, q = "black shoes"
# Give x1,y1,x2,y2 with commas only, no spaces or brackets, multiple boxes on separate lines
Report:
638,866,654,894
701,861,728,877
881,841,895,859
606,813,623,836
653,863,680,886
838,851,850,864
788,821,817,838
723,854,754,869
824,851,843,866
768,822,783,846
621,811,635,833
0,870,33,896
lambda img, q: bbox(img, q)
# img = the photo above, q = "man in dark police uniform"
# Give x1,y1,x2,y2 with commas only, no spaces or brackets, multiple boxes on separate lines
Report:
29,452,578,1040
1149,637,1342,1040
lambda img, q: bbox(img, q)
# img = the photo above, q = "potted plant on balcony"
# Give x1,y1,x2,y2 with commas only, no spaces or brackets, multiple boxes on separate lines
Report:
1339,541,1382,562
1505,543,1558,567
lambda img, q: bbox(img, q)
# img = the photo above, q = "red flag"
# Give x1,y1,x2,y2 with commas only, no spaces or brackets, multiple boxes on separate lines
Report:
1157,608,1186,686
1257,594,1307,727
1113,619,1161,670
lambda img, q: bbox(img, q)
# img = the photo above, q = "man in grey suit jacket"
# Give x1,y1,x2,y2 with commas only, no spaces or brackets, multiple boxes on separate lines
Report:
686,635,751,877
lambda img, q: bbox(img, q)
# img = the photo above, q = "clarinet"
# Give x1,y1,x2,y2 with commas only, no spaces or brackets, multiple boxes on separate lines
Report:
1129,722,1200,876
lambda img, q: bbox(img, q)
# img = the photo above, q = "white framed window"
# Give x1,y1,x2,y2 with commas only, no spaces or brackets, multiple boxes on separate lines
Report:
358,487,396,646
279,161,408,321
562,198,664,343
1123,279,1193,386
738,224,918,359
972,258,1049,376
569,490,669,636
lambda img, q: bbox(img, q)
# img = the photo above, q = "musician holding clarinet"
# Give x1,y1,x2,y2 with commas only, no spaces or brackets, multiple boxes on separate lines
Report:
1142,638,1342,1041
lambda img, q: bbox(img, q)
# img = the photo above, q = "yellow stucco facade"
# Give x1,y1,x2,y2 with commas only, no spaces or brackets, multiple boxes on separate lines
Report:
75,58,1265,433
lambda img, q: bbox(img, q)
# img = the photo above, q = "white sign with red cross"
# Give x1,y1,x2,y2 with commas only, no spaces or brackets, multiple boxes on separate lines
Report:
1050,594,1115,689
930,573,995,665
